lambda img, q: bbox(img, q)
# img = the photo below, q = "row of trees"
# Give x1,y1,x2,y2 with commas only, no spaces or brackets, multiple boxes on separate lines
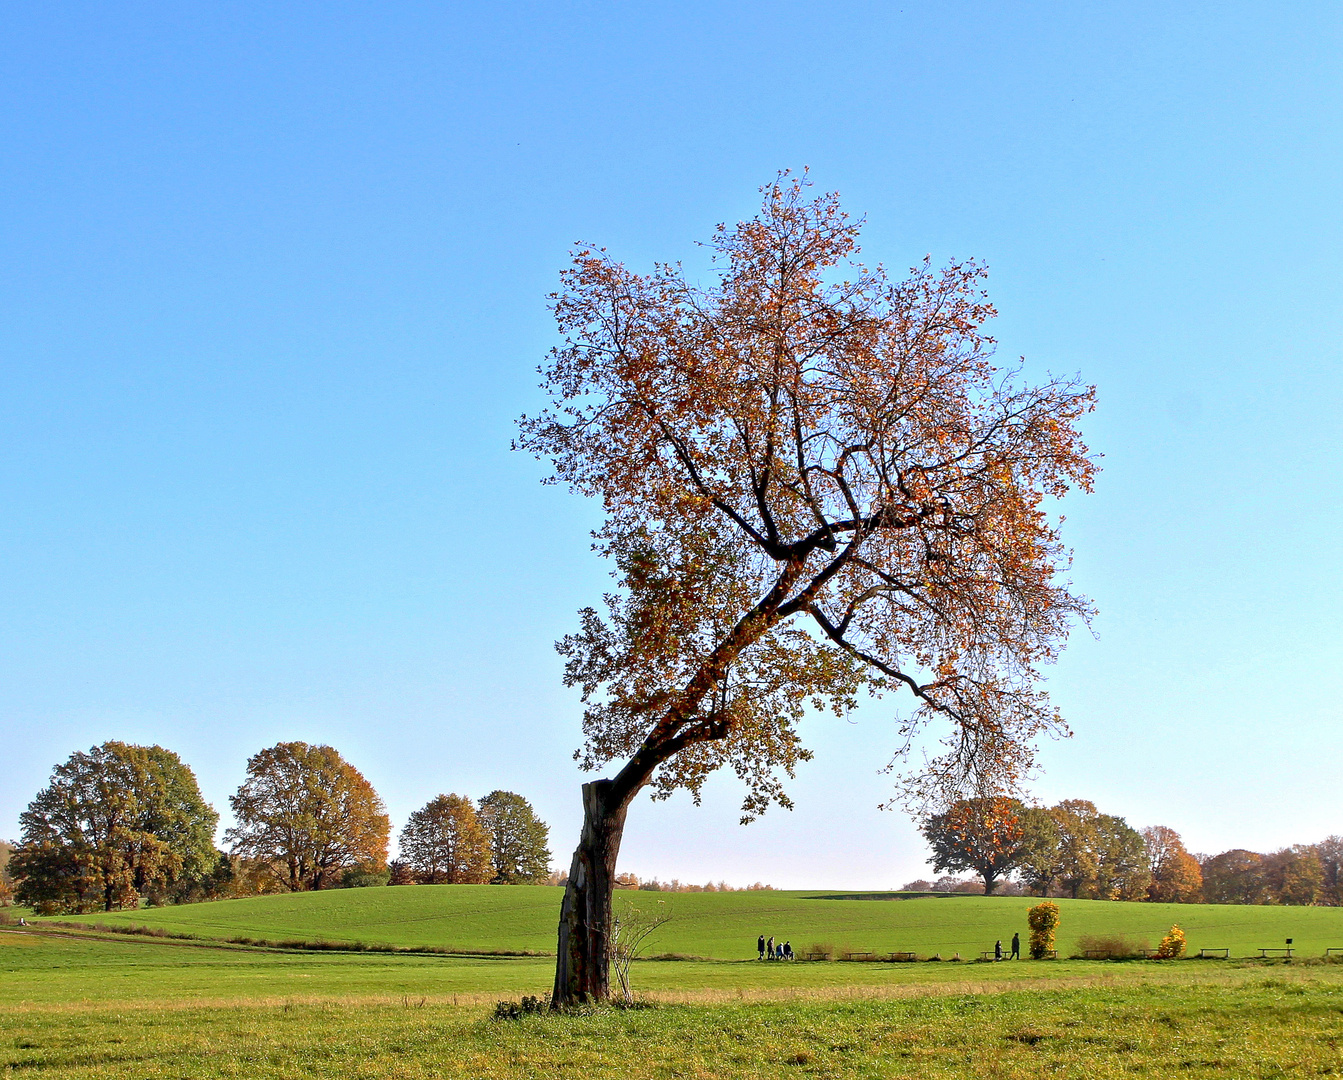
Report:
6,741,552,913
612,874,774,892
1200,844,1342,907
920,797,1342,906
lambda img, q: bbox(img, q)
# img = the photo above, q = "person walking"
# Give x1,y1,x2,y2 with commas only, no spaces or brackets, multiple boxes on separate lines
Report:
758,934,766,960
1010,933,1020,960
767,935,775,960
994,939,1003,961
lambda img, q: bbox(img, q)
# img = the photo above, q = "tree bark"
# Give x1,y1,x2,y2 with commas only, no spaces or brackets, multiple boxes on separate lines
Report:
552,780,631,1006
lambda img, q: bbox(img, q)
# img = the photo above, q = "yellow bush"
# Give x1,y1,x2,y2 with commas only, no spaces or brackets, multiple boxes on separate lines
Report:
1027,901,1060,959
1156,924,1186,959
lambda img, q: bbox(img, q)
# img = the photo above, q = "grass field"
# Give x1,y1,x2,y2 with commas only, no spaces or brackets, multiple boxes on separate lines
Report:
36,884,1343,960
11,890,1343,1077
5,930,1343,1077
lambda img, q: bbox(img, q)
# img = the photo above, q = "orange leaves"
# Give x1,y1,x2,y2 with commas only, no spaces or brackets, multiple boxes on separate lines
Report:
521,175,1096,816
1155,924,1187,959
1027,901,1060,958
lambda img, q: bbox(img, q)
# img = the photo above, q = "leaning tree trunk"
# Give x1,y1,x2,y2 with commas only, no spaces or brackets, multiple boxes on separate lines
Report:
552,779,631,1006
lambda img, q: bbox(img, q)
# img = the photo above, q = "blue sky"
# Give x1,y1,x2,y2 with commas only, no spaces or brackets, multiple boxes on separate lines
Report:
2,2,1340,888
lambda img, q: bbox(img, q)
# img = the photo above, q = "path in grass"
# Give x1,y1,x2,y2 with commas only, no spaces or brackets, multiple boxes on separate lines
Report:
44,885,1343,960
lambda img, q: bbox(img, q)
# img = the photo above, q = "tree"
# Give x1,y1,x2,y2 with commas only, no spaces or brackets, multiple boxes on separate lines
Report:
1015,806,1064,895
518,175,1096,1003
1051,800,1102,900
1091,814,1148,901
398,794,492,884
1317,837,1343,906
920,797,1026,895
1201,849,1267,905
477,791,552,884
1263,846,1324,906
225,742,389,892
1142,825,1203,903
11,742,219,913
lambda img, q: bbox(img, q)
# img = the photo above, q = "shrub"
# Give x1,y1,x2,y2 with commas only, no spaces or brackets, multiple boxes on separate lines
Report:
340,866,391,889
1076,933,1150,959
1156,924,1186,959
492,995,546,1020
1027,901,1060,959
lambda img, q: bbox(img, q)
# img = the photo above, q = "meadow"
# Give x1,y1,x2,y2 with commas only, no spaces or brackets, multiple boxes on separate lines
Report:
5,930,1343,1077
9,890,1343,1077
36,884,1343,960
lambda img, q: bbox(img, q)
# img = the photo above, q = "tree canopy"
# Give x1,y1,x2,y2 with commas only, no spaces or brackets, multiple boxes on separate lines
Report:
920,797,1026,895
477,790,552,884
1143,825,1203,903
12,742,219,913
225,742,389,892
521,174,1096,820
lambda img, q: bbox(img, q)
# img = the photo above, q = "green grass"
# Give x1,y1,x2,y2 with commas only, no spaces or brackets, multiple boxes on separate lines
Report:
40,885,1343,960
5,928,1343,1078
11,929,1323,1010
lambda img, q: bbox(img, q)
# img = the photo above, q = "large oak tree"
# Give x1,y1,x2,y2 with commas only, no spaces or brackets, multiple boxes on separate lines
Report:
12,742,218,913
225,742,389,892
518,176,1096,1004
920,797,1026,895
478,790,552,884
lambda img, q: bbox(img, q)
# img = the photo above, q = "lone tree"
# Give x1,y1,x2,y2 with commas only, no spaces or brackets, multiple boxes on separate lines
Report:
12,742,219,913
225,742,389,892
920,796,1027,895
518,175,1096,1005
477,790,553,884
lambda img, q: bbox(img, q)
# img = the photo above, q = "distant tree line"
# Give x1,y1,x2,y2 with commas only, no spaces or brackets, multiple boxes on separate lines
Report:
917,797,1342,905
3,741,552,914
611,874,775,893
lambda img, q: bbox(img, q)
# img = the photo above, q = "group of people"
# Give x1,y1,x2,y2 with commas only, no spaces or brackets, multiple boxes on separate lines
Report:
757,934,793,960
754,931,1021,962
993,933,1022,960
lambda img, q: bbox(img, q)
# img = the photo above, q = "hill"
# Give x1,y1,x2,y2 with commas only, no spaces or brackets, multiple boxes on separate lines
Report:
43,886,1343,959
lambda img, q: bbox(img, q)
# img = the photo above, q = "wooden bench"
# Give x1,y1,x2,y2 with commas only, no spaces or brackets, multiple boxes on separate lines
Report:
889,951,917,962
980,950,1003,960
1198,948,1230,959
842,951,876,962
802,950,831,962
1325,948,1343,957
1258,948,1293,958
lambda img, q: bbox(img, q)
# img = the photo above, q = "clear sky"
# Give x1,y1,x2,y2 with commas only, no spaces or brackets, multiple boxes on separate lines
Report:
2,2,1340,890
